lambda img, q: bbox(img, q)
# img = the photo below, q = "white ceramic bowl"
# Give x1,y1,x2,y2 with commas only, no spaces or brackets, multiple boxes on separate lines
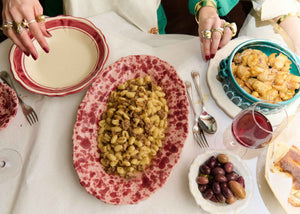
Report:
188,150,254,214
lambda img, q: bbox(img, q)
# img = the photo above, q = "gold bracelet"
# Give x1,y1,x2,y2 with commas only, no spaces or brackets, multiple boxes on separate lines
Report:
277,12,299,25
194,0,218,24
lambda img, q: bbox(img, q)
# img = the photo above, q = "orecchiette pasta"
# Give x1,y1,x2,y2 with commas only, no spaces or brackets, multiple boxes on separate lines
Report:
97,76,168,177
232,49,300,102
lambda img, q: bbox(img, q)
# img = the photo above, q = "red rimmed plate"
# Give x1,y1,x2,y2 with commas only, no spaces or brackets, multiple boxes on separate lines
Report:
0,82,18,131
72,55,189,204
9,15,109,96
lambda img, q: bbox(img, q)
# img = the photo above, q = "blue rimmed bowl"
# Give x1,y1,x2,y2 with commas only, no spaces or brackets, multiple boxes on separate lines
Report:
218,39,300,110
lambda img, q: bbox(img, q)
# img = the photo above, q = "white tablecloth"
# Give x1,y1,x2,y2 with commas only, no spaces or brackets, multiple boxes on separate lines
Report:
0,11,297,214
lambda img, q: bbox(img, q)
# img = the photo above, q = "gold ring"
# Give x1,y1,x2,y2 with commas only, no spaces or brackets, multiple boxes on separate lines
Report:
211,27,224,37
201,30,212,40
223,22,237,37
0,24,12,31
4,21,13,25
36,14,46,22
12,21,23,34
21,19,29,29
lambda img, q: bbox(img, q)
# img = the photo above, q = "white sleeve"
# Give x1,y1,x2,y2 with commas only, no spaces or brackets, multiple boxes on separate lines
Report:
251,0,299,20
63,0,160,33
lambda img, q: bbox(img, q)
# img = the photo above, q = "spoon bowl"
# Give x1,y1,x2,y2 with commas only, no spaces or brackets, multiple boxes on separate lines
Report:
191,71,217,134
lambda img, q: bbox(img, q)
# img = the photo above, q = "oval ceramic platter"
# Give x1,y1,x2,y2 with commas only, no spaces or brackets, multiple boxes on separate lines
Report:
72,55,189,204
9,15,109,96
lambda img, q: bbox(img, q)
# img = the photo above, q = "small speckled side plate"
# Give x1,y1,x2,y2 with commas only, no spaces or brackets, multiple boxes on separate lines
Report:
72,55,189,204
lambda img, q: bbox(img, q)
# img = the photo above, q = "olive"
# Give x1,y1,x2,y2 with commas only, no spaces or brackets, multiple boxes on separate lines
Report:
196,176,209,185
216,193,226,203
212,182,221,194
229,180,246,199
203,188,214,200
237,176,245,188
221,186,233,199
209,194,218,203
226,195,237,204
217,154,229,163
215,162,222,167
224,162,234,173
206,156,217,168
212,167,225,176
215,174,227,183
220,182,228,189
200,164,211,175
226,172,239,181
198,184,207,192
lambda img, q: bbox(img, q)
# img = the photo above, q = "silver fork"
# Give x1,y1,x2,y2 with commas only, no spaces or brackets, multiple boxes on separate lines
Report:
0,71,38,125
185,81,208,148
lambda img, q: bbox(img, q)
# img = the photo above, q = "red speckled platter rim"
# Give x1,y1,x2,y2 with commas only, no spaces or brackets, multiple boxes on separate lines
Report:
72,55,189,204
0,81,18,131
9,15,109,97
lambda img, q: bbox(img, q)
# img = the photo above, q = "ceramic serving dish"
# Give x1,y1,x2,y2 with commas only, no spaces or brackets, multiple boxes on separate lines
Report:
218,39,300,110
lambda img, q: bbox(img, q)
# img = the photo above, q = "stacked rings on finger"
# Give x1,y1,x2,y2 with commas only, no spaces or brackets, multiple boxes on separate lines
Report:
223,22,237,37
201,30,212,40
211,27,224,37
12,21,23,34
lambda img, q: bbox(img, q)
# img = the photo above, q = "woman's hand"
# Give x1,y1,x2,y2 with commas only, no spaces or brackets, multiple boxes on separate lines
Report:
197,6,234,61
1,0,51,60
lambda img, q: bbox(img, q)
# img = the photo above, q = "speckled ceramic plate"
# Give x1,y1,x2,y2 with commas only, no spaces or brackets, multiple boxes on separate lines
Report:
0,82,18,130
72,55,189,204
9,15,109,96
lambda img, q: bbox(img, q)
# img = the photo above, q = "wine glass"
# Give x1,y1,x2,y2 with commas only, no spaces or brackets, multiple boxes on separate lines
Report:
222,100,288,157
0,148,22,183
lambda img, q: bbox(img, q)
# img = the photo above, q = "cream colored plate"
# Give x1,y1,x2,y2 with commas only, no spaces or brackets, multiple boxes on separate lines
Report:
265,112,300,214
9,16,109,96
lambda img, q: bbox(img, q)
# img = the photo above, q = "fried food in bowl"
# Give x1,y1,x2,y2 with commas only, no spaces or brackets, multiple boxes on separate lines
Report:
218,39,300,109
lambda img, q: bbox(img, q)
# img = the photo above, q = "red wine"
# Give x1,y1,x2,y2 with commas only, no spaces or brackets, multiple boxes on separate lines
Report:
231,110,273,148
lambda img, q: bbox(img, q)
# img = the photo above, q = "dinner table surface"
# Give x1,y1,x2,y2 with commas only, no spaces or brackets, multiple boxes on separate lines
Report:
0,11,299,214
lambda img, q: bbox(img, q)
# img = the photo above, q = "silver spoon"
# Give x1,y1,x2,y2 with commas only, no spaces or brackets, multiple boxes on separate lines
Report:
191,71,217,134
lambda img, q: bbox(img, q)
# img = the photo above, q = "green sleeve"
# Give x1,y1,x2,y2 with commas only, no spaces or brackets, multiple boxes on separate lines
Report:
188,0,239,17
157,4,167,34
44,0,64,17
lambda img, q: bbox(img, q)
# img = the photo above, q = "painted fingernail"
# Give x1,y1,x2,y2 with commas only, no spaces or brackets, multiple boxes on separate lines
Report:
46,30,52,37
218,46,221,50
32,54,37,61
24,51,30,56
43,47,49,53
205,55,210,61
210,54,215,59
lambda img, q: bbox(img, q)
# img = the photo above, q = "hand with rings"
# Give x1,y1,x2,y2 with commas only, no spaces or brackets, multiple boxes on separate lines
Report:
196,6,237,61
1,0,51,60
